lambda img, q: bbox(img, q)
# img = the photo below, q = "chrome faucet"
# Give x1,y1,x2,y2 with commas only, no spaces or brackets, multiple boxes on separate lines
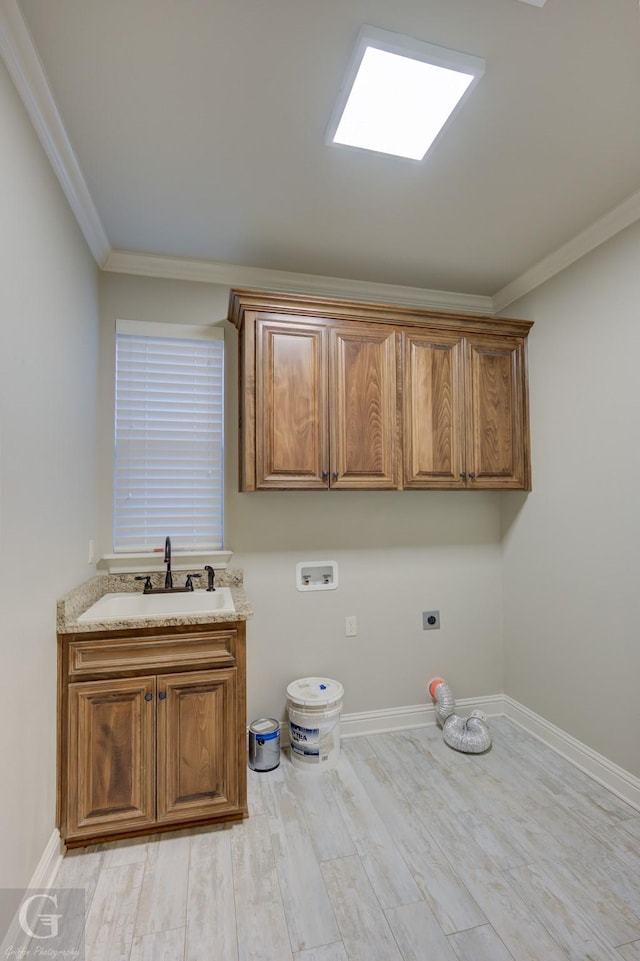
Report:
164,536,173,589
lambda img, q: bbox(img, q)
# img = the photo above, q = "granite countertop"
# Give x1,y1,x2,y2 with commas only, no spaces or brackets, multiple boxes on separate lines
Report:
58,568,253,634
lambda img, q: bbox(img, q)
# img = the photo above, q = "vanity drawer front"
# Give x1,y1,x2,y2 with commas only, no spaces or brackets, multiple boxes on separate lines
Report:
69,630,237,677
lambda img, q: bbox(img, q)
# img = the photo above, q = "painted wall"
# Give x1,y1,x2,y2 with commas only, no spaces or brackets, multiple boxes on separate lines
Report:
501,218,640,778
98,272,506,723
0,61,99,884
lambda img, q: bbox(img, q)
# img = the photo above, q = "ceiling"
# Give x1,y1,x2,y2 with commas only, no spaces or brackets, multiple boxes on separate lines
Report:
5,0,640,308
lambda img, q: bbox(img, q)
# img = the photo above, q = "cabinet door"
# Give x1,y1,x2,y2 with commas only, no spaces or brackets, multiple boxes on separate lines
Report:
402,330,465,489
464,335,530,489
66,677,155,839
330,326,399,489
255,318,329,488
157,669,239,823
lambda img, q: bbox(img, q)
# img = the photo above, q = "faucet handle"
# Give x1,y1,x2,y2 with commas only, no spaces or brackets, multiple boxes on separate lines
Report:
185,573,202,591
135,575,152,593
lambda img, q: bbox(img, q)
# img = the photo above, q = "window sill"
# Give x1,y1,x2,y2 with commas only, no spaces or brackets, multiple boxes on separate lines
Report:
98,551,233,575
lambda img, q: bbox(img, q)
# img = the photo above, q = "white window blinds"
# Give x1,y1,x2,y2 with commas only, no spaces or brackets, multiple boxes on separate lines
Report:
114,321,224,553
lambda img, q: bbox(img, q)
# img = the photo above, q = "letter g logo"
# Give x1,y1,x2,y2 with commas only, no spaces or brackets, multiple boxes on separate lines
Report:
18,893,63,939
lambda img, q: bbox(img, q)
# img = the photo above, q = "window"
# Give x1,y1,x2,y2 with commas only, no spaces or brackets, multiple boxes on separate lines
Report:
113,320,224,553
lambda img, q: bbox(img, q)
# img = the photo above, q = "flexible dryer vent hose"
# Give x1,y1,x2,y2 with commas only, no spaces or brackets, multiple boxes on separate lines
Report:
428,678,492,754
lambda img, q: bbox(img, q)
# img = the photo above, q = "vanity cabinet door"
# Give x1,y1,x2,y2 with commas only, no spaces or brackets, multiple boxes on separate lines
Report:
464,335,530,489
402,330,466,489
66,676,156,838
255,318,329,488
156,668,239,823
330,325,400,489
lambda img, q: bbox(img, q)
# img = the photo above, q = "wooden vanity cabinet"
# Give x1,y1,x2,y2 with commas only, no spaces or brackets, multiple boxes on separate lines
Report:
231,289,532,492
57,622,247,846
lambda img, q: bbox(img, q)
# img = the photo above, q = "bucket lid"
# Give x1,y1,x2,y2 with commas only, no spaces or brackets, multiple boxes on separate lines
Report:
286,677,344,707
249,718,280,735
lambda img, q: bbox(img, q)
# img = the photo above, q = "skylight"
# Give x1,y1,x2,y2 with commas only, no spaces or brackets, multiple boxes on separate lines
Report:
327,27,485,162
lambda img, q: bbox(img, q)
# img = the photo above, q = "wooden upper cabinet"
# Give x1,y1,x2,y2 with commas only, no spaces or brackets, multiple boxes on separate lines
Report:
402,331,465,489
465,335,530,489
330,326,399,489
403,331,530,490
255,318,328,488
249,315,399,490
230,289,532,492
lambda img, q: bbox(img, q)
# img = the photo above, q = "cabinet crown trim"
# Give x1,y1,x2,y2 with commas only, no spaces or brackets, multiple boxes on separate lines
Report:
228,288,533,338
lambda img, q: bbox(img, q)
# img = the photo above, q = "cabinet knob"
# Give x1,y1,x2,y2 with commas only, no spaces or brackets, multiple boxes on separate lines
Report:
332,471,339,480
460,471,467,479
322,470,329,479
468,472,476,480
158,691,167,700
144,693,153,702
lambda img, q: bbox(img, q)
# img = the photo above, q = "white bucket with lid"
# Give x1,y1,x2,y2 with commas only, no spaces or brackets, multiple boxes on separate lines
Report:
286,677,343,773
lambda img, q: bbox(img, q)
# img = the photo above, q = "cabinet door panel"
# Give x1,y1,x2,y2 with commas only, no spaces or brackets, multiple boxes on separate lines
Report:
330,326,399,489
465,336,530,489
256,319,328,488
402,331,465,488
157,669,238,822
66,677,155,838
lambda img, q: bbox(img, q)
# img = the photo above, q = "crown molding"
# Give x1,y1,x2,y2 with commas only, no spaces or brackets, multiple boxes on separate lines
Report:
0,0,110,265
493,187,640,312
103,249,496,314
3,0,639,315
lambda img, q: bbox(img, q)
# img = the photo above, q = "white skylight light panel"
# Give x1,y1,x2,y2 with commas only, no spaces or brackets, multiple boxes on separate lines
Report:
327,26,485,162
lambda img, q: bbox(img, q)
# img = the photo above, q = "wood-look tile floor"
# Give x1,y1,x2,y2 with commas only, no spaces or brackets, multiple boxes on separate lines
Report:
55,718,640,961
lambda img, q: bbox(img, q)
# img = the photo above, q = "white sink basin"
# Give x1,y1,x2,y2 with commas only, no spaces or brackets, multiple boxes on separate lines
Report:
77,588,235,623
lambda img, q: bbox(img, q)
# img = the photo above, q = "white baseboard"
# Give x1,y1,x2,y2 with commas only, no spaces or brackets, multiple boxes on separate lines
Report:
0,830,65,956
278,692,640,812
277,694,506,746
340,694,507,739
504,696,640,812
29,828,65,890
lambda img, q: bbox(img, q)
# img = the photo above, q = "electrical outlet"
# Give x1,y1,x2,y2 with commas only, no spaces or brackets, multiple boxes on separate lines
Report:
88,539,95,564
423,610,440,630
345,615,357,637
